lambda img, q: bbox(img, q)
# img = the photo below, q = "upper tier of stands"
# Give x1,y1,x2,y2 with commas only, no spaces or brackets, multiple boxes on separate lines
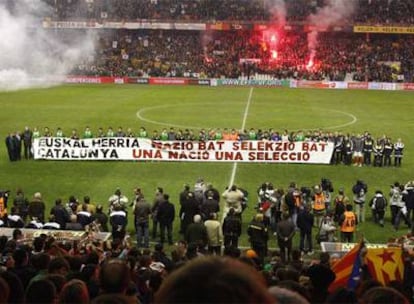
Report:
40,0,414,25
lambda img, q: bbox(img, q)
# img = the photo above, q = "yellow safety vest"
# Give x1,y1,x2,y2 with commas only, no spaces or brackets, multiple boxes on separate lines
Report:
341,211,356,232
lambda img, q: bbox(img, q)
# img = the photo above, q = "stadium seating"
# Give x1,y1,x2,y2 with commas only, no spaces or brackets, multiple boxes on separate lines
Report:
37,1,414,82
70,30,414,82
42,0,414,25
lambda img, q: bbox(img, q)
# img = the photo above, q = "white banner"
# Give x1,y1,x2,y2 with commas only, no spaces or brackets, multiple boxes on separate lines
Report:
33,138,334,164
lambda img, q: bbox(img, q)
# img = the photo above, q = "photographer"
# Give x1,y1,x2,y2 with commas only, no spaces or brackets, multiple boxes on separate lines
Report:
389,182,402,226
333,188,349,224
257,182,277,227
319,213,337,242
352,180,367,223
312,185,326,228
392,184,411,231
369,190,387,227
339,204,357,243
321,178,334,213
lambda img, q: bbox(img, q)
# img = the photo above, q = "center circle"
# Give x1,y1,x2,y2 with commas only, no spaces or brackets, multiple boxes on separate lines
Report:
136,103,357,131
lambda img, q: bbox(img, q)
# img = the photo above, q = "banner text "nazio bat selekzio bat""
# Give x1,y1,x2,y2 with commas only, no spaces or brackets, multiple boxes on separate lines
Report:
33,137,334,164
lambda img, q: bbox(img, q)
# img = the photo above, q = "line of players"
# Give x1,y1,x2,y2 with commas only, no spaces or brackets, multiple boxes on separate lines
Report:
330,132,404,167
6,126,405,167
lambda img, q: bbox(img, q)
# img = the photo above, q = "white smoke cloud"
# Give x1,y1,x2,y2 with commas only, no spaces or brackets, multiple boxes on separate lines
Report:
0,1,95,91
265,0,287,28
307,0,357,67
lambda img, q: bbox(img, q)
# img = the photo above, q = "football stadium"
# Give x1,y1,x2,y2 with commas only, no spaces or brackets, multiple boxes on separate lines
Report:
0,0,414,303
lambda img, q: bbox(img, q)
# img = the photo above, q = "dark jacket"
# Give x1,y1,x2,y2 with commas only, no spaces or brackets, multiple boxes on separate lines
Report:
296,209,314,233
13,194,29,216
200,198,219,220
94,211,108,232
222,214,242,237
185,222,208,247
152,193,164,220
110,210,127,232
134,200,151,224
50,204,70,229
28,198,45,222
76,211,93,227
180,193,199,227
157,200,175,225
276,218,296,241
247,219,268,245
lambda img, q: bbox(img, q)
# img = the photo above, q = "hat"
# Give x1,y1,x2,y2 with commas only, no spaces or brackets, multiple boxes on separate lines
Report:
246,249,258,258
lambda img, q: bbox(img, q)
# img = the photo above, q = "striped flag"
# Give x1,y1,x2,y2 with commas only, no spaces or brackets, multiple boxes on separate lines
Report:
365,247,404,285
328,242,364,293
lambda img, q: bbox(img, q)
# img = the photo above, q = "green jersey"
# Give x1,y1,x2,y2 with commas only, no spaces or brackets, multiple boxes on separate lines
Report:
160,131,168,140
84,130,93,138
56,130,64,137
248,131,257,140
106,130,114,137
215,132,223,140
296,134,305,141
139,130,148,138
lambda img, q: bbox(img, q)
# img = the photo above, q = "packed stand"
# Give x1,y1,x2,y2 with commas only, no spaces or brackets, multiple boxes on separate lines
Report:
355,0,414,25
41,0,414,26
41,0,269,22
69,29,414,82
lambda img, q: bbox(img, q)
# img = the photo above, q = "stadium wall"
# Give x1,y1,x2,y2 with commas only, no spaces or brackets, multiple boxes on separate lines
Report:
64,76,414,91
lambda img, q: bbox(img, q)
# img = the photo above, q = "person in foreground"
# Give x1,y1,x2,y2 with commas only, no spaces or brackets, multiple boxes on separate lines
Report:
154,255,274,303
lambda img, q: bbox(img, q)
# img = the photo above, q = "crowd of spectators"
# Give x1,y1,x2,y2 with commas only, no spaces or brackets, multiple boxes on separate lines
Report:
0,165,414,303
69,29,414,82
355,0,414,25
34,0,414,82
0,193,413,303
41,0,414,25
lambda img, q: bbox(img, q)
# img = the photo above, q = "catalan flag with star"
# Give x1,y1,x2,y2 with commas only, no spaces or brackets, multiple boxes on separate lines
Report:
328,241,364,293
365,247,404,285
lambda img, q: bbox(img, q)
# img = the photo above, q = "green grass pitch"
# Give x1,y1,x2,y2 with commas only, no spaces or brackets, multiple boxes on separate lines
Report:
0,84,413,246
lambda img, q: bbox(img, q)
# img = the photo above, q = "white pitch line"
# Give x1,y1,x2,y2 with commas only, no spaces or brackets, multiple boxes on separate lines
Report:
228,87,254,188
136,103,357,132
